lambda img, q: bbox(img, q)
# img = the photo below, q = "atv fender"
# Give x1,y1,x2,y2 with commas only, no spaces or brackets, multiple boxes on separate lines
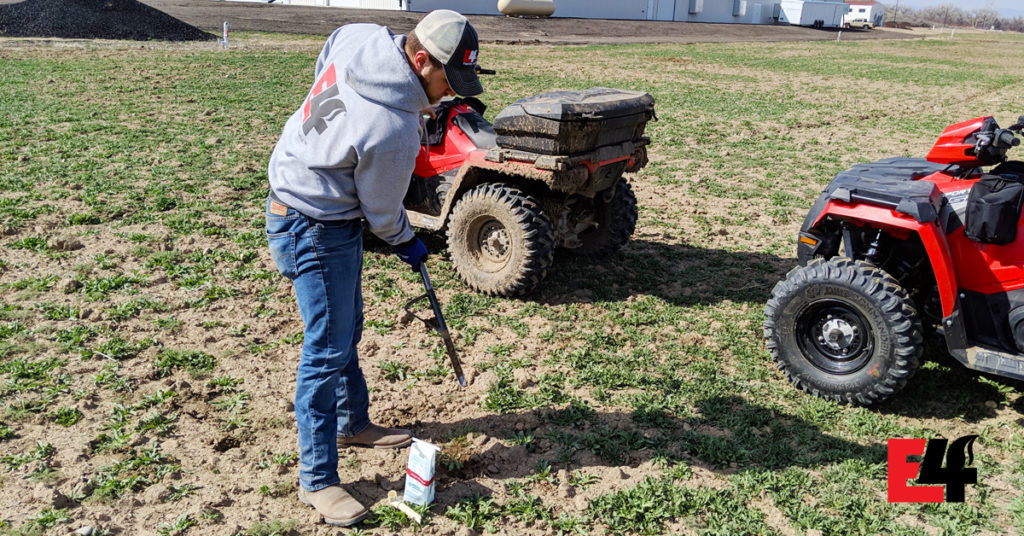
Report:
798,158,948,266
408,145,640,232
796,191,832,265
810,200,959,319
407,154,561,232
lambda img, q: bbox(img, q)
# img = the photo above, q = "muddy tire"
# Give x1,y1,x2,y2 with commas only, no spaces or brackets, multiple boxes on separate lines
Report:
764,257,922,406
565,179,638,257
447,183,555,296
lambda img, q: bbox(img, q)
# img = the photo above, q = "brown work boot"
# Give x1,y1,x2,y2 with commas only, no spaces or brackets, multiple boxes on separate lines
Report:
338,423,413,449
298,485,369,527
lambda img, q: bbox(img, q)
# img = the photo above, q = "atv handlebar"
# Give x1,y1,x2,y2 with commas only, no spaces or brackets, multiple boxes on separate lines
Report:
974,117,1021,162
996,129,1021,149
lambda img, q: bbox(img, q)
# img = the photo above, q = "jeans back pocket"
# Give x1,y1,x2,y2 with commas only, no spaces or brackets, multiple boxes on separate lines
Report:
267,231,298,280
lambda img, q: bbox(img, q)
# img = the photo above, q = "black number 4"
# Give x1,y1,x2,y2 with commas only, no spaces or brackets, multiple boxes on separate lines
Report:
302,84,346,136
915,435,978,502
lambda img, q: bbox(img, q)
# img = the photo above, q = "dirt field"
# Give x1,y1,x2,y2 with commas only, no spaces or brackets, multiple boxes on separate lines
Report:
2,4,1021,536
136,0,915,44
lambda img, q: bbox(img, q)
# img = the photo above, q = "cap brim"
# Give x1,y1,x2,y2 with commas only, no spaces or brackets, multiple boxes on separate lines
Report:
443,64,483,97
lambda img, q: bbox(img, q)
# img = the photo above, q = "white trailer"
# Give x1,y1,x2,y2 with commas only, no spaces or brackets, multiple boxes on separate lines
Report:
778,0,847,28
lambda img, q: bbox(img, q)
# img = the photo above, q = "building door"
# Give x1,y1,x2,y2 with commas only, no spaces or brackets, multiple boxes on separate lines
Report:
647,0,676,20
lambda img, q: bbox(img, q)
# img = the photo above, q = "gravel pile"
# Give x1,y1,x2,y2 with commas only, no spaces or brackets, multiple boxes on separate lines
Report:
0,0,214,41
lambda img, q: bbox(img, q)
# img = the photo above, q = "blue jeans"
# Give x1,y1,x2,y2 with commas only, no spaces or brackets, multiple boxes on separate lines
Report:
265,198,371,491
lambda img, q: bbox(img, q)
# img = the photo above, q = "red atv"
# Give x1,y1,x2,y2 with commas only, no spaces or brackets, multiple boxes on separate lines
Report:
765,115,1024,405
402,88,654,296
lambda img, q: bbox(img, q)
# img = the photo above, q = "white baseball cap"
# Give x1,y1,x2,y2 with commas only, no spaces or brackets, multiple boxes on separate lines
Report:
414,10,483,97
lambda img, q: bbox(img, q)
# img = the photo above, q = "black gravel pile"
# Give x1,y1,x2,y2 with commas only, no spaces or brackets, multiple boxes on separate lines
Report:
0,0,214,41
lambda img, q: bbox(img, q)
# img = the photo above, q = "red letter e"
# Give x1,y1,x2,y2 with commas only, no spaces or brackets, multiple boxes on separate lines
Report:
888,439,944,503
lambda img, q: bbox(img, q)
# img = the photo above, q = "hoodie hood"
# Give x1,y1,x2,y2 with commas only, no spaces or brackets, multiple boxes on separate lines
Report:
344,26,429,114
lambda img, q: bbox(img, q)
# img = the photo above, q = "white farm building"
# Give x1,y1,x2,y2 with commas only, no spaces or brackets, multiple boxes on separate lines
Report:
235,0,850,27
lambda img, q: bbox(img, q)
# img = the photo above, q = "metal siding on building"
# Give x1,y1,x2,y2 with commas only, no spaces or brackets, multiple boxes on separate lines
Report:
553,0,647,19
679,0,764,23
655,0,677,20
236,0,843,24
356,0,406,9
407,0,502,15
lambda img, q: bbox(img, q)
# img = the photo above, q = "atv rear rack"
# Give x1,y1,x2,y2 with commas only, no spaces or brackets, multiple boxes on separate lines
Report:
484,138,649,172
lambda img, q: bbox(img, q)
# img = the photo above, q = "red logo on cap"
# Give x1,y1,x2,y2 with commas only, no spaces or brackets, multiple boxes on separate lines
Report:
463,50,478,66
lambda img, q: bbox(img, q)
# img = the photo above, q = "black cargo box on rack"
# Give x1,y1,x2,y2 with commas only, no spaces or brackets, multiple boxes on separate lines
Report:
492,87,655,155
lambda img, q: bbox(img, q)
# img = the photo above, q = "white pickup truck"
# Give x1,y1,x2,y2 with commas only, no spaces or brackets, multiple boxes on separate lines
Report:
845,18,874,29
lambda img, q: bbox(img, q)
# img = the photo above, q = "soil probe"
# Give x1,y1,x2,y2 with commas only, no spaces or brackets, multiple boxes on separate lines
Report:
404,263,466,387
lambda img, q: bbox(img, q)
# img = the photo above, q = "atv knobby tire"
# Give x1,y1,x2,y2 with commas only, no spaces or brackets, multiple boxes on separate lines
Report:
447,183,555,296
566,179,638,257
764,258,922,406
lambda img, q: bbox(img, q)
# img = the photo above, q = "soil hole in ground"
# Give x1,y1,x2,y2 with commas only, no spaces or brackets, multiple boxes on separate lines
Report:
213,435,241,452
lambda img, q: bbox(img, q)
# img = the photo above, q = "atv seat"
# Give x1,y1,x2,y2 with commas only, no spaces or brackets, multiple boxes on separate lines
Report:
453,113,496,149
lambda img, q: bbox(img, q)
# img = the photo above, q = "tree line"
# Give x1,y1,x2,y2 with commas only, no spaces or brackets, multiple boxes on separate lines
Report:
883,3,1023,33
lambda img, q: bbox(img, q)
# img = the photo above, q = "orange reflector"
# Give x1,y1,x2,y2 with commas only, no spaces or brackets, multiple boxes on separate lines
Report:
799,236,819,246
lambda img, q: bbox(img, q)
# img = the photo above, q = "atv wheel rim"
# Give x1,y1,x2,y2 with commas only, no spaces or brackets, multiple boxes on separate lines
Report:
795,300,873,375
476,219,510,265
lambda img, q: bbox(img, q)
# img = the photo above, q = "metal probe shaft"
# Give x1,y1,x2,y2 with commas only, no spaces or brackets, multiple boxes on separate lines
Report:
419,263,466,387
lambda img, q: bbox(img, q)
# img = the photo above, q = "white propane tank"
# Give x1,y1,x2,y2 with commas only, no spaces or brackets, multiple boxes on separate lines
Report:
497,0,555,17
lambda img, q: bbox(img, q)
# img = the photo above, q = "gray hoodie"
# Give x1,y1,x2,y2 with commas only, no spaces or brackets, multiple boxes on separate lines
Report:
268,24,429,245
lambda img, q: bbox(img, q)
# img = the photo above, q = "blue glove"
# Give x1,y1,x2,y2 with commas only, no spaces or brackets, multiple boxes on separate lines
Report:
395,236,428,271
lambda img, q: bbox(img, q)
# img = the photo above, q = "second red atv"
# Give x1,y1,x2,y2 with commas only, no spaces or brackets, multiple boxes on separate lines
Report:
765,114,1024,405
403,88,654,297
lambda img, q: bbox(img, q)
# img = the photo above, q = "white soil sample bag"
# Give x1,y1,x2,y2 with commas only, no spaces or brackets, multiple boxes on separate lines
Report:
404,438,441,505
